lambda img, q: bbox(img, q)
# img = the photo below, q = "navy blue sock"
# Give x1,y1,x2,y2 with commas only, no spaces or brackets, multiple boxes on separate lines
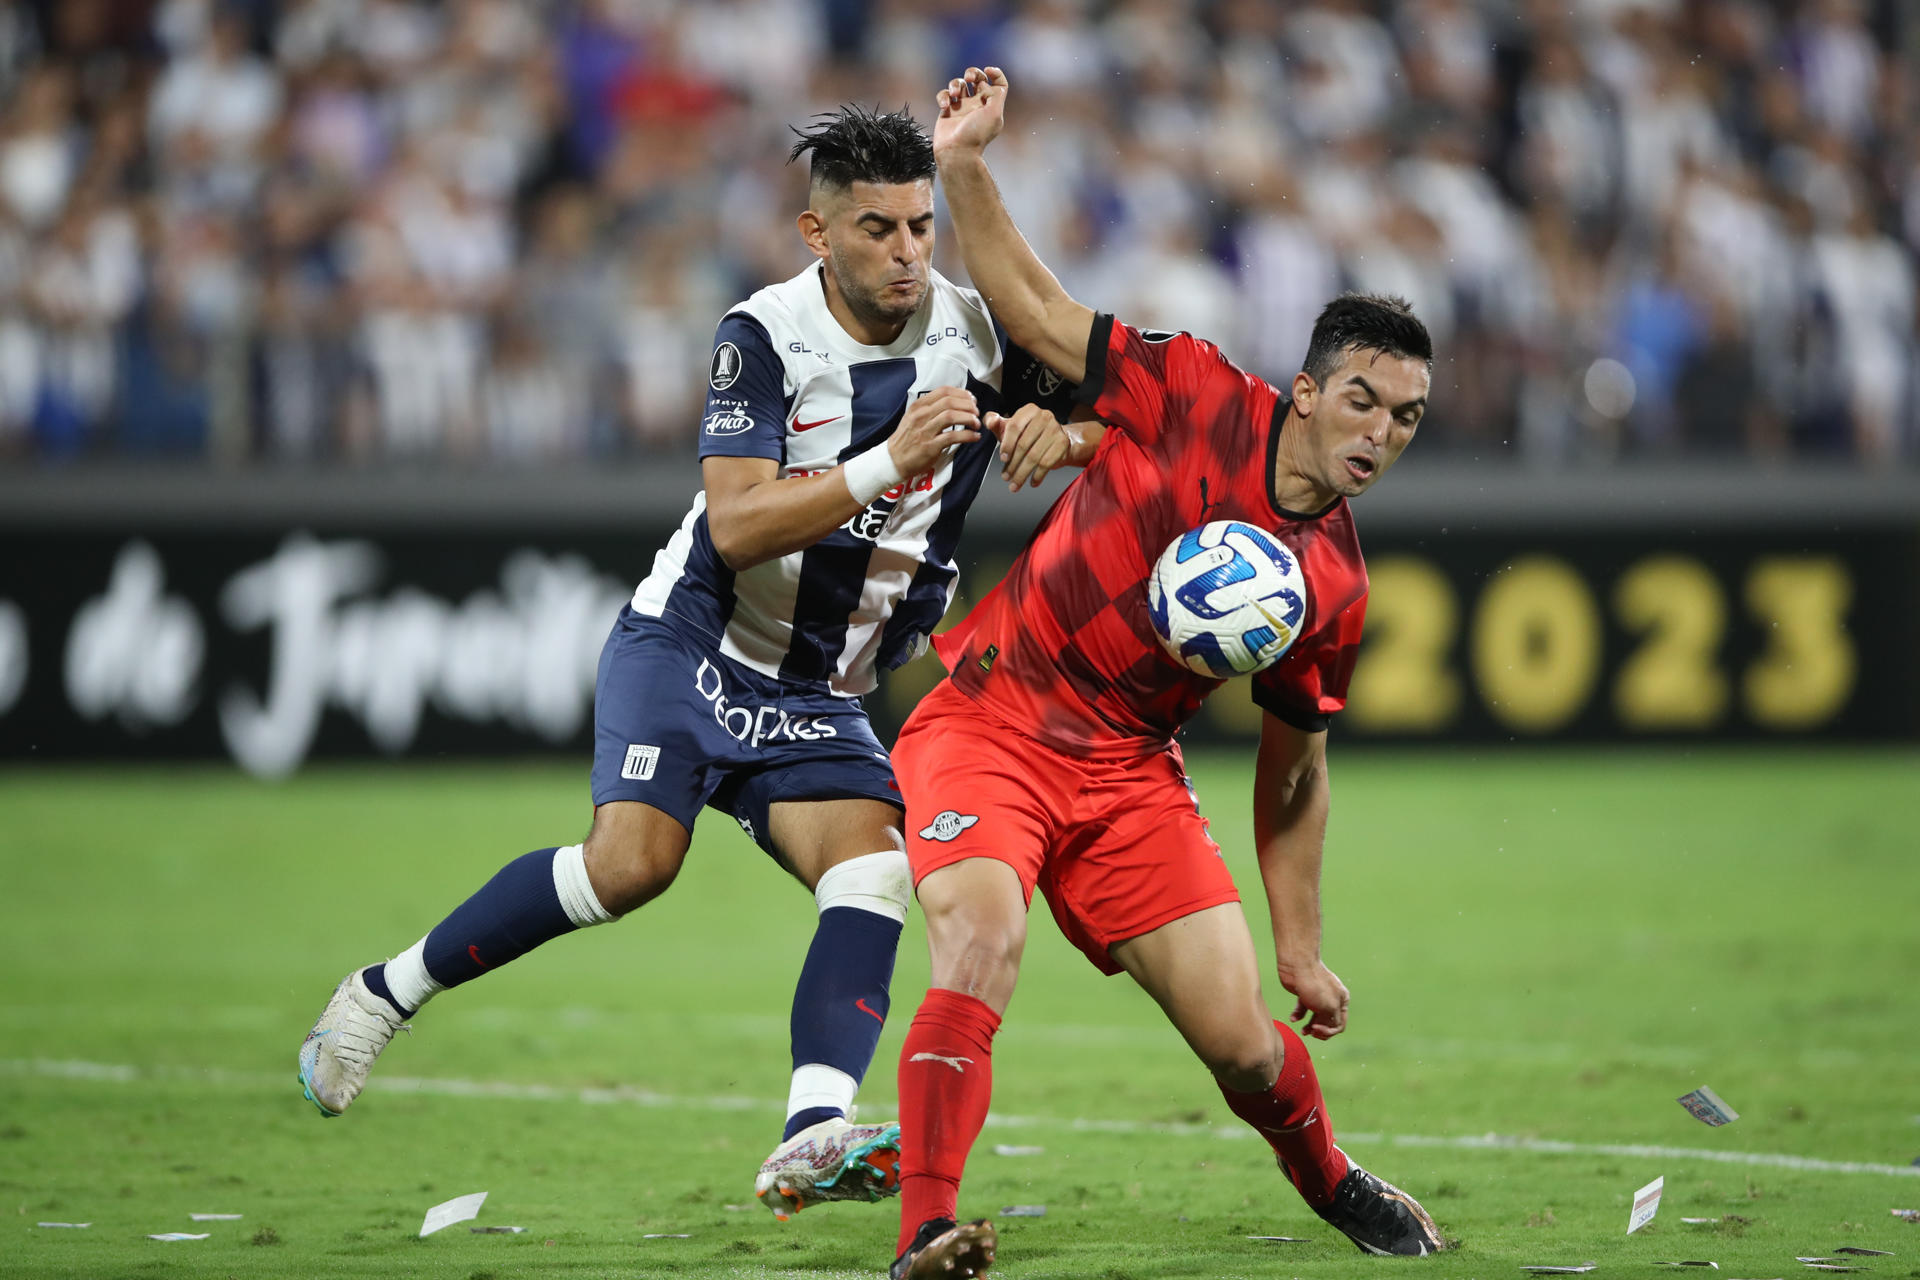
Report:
784,905,903,1141
361,965,409,1017
419,848,575,990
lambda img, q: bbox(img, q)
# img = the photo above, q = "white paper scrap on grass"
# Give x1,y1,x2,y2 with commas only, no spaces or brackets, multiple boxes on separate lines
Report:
36,1222,90,1228
1519,1264,1597,1274
1629,1175,1665,1234
1896,1209,1920,1222
420,1191,488,1237
1682,1218,1721,1224
993,1145,1045,1157
1678,1088,1740,1127
1247,1235,1309,1242
1654,1262,1718,1268
642,1233,692,1238
471,1226,526,1234
1001,1205,1047,1217
189,1213,242,1221
148,1232,210,1241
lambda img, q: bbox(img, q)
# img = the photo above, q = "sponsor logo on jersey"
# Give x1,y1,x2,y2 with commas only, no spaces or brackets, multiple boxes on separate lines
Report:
704,411,754,436
694,658,838,747
621,743,659,781
1032,365,1063,397
791,414,841,432
917,810,979,842
923,326,975,349
709,341,742,390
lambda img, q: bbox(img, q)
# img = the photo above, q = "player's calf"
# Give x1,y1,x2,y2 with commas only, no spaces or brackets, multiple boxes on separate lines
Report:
296,843,622,1117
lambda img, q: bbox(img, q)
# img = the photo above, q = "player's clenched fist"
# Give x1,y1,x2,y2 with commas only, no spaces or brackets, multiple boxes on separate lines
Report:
933,65,1008,157
888,386,983,476
1279,960,1351,1041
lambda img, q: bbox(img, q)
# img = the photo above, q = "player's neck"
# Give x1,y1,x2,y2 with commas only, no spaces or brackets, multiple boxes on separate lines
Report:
1271,404,1339,514
820,270,911,348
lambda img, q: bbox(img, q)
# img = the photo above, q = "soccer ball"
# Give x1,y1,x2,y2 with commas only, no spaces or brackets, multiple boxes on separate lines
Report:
1147,521,1308,678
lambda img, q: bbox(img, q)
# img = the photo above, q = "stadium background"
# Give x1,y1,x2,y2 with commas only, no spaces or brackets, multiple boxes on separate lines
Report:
0,0,1916,767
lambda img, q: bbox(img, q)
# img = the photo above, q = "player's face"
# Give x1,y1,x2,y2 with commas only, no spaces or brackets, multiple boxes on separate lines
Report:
812,179,935,331
1295,349,1429,499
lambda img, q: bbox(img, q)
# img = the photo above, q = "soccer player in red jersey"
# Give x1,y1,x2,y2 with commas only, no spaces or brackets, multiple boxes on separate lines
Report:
884,67,1447,1280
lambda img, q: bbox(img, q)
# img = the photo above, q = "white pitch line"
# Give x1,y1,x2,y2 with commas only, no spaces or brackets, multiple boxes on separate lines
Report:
8,1057,1918,1179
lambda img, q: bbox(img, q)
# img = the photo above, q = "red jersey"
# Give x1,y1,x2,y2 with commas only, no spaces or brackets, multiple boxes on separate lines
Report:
933,315,1369,758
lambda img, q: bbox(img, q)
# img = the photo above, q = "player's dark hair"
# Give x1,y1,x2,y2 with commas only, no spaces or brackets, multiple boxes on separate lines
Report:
1302,294,1433,387
788,105,936,192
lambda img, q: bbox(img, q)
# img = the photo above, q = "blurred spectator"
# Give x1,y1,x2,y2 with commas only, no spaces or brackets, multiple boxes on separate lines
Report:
0,0,1907,467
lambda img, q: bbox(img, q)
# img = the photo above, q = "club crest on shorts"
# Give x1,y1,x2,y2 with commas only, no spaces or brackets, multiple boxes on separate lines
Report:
621,743,659,781
918,810,979,842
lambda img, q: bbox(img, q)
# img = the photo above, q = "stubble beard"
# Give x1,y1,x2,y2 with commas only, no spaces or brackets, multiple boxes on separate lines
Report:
832,255,925,331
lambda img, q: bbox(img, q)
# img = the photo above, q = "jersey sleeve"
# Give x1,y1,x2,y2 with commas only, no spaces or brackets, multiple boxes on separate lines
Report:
1000,340,1079,421
1249,591,1368,733
697,312,789,462
1070,313,1228,447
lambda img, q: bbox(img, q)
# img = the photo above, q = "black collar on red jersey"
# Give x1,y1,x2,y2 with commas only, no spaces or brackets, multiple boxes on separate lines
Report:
1266,395,1342,522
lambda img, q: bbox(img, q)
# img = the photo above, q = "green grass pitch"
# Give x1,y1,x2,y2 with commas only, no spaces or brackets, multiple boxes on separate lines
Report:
3,749,1918,1279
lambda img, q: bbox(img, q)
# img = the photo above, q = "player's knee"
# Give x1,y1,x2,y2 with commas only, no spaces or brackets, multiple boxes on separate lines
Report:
814,849,913,923
1201,1022,1283,1093
923,895,1025,985
581,825,683,916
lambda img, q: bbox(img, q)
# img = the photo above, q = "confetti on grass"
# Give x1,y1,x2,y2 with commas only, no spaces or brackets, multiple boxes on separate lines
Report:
420,1192,487,1237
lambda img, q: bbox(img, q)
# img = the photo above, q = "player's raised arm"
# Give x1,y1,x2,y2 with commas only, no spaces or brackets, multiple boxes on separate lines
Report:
934,66,1094,385
1252,713,1350,1041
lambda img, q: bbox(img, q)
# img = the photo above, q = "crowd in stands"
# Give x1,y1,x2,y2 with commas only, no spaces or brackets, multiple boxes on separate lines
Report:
0,0,1912,465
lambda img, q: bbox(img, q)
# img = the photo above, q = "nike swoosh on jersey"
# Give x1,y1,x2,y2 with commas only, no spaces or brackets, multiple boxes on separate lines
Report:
792,415,842,432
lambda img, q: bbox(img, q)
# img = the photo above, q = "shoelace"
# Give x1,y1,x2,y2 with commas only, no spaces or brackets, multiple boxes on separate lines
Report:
330,1012,408,1069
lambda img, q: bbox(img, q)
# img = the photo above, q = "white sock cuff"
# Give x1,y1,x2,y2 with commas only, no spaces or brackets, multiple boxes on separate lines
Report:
814,850,912,924
787,1063,858,1120
553,843,616,927
383,935,444,1013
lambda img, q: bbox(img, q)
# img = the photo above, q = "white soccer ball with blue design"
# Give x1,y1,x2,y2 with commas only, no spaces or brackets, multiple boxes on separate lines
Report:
1148,521,1308,678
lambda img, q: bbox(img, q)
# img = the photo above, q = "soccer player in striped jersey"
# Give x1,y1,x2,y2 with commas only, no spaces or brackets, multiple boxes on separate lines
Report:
297,106,1097,1218
881,70,1446,1279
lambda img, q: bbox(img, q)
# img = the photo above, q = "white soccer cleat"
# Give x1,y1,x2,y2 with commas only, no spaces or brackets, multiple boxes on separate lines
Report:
297,970,407,1117
753,1116,902,1220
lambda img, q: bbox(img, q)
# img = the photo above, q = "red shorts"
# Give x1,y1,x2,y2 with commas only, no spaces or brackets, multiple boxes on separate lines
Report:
894,679,1239,975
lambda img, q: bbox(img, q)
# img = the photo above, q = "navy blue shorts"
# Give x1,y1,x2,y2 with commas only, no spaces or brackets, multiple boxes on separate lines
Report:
591,605,901,853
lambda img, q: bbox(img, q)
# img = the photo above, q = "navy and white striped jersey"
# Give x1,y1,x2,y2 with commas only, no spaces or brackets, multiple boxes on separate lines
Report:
632,262,1074,697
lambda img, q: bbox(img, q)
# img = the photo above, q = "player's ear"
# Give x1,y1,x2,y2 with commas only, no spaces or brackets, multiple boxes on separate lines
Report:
1290,371,1318,419
797,208,830,261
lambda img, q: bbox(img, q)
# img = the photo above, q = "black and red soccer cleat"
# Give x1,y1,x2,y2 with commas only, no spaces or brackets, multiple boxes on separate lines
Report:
890,1217,997,1279
1310,1157,1448,1256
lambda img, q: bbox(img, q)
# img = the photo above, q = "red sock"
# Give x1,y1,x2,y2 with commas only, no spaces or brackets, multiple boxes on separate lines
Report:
895,987,1000,1254
1218,1020,1349,1205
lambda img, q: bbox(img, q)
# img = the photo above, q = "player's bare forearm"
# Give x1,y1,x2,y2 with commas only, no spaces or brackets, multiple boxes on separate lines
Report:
703,456,867,570
1254,714,1349,1037
706,387,983,569
934,69,1095,384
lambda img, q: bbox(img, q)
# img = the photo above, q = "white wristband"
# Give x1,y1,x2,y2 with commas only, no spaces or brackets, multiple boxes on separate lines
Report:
841,442,904,506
